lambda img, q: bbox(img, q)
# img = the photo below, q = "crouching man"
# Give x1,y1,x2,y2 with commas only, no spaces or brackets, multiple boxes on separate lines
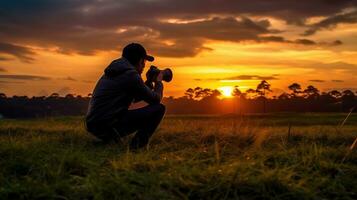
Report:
85,43,165,149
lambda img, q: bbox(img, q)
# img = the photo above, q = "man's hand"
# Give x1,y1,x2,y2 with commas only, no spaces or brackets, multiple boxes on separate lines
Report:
156,71,163,82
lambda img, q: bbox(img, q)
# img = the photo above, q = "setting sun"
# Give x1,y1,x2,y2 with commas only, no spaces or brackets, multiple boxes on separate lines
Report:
219,86,234,98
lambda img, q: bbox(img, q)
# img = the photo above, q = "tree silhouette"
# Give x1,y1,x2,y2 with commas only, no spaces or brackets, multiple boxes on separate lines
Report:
48,93,60,99
246,88,256,99
184,88,195,100
1,81,357,118
278,92,290,100
256,80,272,96
0,93,6,99
342,90,355,97
288,83,301,97
256,80,272,113
328,90,342,99
303,85,319,99
232,86,242,97
65,94,75,99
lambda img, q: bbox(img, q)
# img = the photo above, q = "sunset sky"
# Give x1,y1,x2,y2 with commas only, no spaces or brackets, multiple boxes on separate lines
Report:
0,0,357,97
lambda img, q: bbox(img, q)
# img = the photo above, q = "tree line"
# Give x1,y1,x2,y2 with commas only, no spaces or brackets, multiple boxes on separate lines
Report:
0,81,356,118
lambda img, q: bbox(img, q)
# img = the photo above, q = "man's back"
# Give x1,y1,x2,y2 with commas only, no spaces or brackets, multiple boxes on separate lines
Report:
86,57,162,128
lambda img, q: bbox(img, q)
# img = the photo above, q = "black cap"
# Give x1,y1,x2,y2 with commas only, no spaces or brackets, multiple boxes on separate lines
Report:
122,43,154,63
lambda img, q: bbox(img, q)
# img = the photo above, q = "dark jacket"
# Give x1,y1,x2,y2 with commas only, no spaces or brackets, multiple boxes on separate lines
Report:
85,57,163,129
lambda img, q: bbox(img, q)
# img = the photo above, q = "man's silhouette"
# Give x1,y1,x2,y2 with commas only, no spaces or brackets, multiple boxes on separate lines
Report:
85,43,165,149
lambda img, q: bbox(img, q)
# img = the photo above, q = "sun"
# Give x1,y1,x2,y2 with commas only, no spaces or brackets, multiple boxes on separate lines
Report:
218,86,234,98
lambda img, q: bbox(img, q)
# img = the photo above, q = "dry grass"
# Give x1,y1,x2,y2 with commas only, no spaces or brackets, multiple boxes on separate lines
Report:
0,113,356,199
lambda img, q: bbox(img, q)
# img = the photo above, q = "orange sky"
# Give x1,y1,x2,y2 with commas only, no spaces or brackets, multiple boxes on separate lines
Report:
0,1,356,97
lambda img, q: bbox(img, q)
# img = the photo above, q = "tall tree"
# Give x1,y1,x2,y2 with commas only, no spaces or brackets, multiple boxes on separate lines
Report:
328,90,342,99
246,88,256,99
288,83,301,97
184,88,194,100
256,80,272,113
232,86,242,97
303,85,319,99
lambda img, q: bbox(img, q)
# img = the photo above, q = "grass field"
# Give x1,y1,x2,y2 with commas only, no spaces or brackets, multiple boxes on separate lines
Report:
0,113,356,199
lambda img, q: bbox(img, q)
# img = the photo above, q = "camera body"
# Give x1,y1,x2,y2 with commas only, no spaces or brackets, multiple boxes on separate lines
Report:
146,65,173,83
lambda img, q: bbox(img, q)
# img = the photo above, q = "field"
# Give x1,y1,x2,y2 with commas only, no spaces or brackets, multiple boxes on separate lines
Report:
0,113,356,199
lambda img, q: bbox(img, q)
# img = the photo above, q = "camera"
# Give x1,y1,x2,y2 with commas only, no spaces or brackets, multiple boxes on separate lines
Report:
146,65,173,83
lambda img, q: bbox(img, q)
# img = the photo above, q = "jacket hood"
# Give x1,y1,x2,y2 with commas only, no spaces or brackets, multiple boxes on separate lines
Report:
104,57,136,77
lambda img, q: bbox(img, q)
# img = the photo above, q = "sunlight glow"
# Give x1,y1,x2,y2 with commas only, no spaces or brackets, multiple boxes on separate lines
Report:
219,86,234,98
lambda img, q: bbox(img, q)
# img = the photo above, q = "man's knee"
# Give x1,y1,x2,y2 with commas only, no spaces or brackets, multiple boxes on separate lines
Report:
149,103,165,118
157,103,166,115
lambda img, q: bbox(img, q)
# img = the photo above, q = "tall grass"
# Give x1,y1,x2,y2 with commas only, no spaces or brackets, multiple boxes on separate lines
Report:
0,114,356,199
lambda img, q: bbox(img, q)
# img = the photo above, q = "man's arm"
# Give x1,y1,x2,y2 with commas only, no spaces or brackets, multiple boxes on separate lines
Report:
131,73,163,104
132,80,154,102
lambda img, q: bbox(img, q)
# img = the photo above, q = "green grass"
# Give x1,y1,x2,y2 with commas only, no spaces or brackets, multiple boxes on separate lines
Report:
0,113,356,199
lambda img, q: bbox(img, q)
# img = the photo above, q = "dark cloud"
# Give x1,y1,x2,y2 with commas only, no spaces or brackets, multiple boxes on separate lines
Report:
0,0,354,58
0,42,36,62
59,76,77,81
0,57,12,61
331,40,343,46
82,80,95,83
309,79,326,82
195,74,279,81
260,36,342,46
0,74,51,80
0,80,24,84
0,67,6,72
331,80,344,82
224,75,279,80
303,10,357,36
294,39,316,45
293,61,357,74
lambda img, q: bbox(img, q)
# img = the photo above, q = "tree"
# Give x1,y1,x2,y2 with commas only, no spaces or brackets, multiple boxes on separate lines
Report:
303,85,319,99
288,83,301,97
278,92,290,100
328,90,342,99
49,93,60,99
256,80,272,113
232,86,242,97
342,90,356,111
246,88,256,99
256,80,272,97
184,88,194,100
65,94,75,99
208,89,221,99
0,93,6,99
194,87,204,99
342,90,355,97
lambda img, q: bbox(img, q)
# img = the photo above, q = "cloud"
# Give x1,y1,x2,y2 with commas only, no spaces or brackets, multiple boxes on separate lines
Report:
82,80,95,83
0,74,51,80
0,0,354,58
331,80,344,82
0,67,6,72
0,42,36,63
58,76,77,81
309,79,326,83
0,80,24,84
290,61,357,74
195,74,279,81
303,10,357,36
294,39,316,45
0,57,12,61
224,75,279,80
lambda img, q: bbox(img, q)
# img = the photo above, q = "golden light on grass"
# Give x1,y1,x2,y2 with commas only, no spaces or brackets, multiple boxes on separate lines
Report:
219,86,234,98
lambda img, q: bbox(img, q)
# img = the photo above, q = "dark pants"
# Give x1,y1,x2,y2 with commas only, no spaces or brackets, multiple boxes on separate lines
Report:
88,104,165,149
